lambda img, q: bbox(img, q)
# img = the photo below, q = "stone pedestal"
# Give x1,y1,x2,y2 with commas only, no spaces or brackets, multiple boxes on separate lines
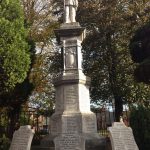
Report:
40,23,106,150
45,23,106,150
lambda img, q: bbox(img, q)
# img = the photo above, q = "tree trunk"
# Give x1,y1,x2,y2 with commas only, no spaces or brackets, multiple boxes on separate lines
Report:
106,33,123,122
8,106,21,139
114,96,123,122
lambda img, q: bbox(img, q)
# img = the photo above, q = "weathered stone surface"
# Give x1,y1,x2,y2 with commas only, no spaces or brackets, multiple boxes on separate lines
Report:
108,122,139,150
60,22,80,29
79,84,91,112
55,134,85,150
50,114,62,136
9,125,34,150
50,112,106,150
55,86,64,113
55,26,85,42
64,85,79,111
64,0,78,23
61,114,82,134
85,133,106,150
62,39,83,74
82,114,97,133
53,83,91,114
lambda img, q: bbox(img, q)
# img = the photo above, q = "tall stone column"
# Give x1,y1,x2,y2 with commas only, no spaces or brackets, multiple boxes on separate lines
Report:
49,1,106,150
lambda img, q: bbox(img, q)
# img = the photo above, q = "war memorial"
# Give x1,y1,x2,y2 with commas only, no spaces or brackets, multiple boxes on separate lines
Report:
47,0,106,149
9,1,139,150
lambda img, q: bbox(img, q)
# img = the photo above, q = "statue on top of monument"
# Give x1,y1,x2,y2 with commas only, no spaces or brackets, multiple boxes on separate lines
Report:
64,0,78,23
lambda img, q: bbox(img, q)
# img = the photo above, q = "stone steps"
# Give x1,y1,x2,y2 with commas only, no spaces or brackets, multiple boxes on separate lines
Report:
31,146,54,150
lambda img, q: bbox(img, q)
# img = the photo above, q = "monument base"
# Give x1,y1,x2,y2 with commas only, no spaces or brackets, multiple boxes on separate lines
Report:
39,112,106,150
39,133,106,150
84,133,106,150
40,135,55,147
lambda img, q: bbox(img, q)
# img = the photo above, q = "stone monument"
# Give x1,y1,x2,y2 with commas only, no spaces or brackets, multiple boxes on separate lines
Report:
108,122,139,150
9,125,34,150
48,0,106,150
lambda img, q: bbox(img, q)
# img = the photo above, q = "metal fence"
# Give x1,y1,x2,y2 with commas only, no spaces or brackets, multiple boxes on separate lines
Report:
0,106,129,139
94,107,129,136
0,108,49,139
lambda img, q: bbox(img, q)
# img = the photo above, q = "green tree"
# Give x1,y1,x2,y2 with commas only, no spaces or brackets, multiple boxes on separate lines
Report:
0,0,31,138
77,0,150,121
0,0,30,95
0,0,60,139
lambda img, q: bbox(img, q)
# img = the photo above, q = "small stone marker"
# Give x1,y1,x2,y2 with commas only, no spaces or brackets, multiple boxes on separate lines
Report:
9,125,34,150
108,122,139,150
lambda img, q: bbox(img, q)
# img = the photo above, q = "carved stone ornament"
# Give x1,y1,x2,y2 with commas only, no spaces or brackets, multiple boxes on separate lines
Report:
65,47,77,68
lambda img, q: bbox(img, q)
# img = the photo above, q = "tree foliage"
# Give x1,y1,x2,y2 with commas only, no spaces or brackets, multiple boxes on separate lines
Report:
22,0,59,52
0,0,30,96
77,0,150,120
47,0,150,121
29,54,55,112
18,0,150,121
130,22,150,84
0,0,62,139
0,0,33,138
22,0,60,112
130,105,150,150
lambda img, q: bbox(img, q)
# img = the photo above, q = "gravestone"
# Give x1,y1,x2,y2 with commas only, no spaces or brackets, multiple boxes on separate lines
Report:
9,125,34,150
108,122,139,150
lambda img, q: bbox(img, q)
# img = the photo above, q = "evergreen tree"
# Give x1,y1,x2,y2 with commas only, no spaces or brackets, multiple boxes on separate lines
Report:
0,0,30,100
0,0,31,137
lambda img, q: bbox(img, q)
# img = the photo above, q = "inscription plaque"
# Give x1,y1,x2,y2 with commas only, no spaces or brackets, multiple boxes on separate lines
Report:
64,85,78,111
55,134,85,150
55,86,64,112
9,125,34,150
62,116,81,134
51,114,61,135
108,122,139,150
82,115,97,133
79,84,91,112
